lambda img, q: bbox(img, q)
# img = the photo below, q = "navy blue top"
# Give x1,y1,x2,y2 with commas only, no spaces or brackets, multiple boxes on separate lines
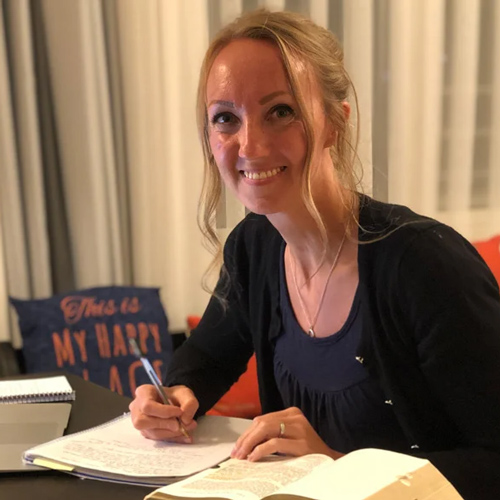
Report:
274,242,409,454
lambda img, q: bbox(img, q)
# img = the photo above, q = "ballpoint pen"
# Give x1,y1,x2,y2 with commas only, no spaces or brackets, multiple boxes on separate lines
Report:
128,338,190,439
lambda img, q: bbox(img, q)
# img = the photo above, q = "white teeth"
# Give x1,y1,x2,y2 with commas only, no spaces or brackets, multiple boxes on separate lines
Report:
243,167,285,180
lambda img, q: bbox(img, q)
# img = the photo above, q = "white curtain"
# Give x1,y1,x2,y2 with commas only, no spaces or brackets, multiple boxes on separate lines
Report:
0,209,9,341
41,0,124,286
111,0,210,331
343,0,373,195
1,0,498,347
384,0,500,241
0,0,51,346
0,0,212,346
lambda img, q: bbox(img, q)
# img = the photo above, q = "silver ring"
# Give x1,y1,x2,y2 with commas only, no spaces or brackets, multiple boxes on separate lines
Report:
279,422,285,438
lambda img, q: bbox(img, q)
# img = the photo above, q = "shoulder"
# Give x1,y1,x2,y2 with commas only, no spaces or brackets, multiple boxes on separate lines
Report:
358,195,439,240
358,195,496,291
359,194,469,255
224,213,283,269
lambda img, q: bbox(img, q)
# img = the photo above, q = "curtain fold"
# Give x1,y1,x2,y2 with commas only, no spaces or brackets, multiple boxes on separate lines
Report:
6,0,51,298
31,0,75,295
0,207,9,341
40,0,124,286
115,0,211,329
0,0,32,345
1,0,499,347
418,0,445,215
444,0,480,212
343,0,373,195
489,0,500,209
309,0,328,28
388,0,420,207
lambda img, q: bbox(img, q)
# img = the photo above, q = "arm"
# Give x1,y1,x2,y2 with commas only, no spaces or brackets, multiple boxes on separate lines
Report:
396,225,500,498
165,225,254,416
130,225,254,438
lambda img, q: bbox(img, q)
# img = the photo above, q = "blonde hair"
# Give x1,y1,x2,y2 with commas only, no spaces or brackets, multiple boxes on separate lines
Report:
196,9,361,296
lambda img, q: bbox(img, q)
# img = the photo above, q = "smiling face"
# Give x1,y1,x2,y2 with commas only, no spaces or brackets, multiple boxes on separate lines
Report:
205,38,333,215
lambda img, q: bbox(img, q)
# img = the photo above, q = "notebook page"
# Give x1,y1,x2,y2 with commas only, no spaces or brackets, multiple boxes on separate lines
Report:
0,376,73,399
25,414,252,478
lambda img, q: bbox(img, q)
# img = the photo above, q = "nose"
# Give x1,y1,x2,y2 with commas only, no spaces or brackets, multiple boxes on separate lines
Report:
238,119,270,160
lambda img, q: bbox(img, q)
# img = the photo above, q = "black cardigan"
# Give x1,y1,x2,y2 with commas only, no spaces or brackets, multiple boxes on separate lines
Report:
166,196,500,499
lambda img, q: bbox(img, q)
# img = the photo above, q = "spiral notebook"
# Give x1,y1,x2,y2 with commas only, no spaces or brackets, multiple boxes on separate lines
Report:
0,376,76,404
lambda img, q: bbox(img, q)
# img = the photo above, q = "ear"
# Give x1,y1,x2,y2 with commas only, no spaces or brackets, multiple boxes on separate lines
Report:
342,101,351,121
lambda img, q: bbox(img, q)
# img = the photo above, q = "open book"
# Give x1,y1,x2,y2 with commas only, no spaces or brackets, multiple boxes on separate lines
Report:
23,413,251,487
145,448,463,500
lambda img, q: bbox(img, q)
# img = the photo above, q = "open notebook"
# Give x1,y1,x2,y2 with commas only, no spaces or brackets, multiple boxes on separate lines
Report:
23,413,252,487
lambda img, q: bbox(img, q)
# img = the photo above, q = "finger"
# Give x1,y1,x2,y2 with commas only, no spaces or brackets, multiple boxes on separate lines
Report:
130,394,184,420
232,418,276,456
247,438,303,462
133,413,193,432
167,386,199,424
133,384,188,419
134,415,198,437
234,414,284,448
129,398,186,433
139,418,197,440
232,417,284,459
167,417,198,437
140,428,192,443
233,407,300,446
134,384,162,402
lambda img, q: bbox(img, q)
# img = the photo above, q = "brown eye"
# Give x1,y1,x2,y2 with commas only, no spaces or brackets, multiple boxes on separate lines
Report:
270,105,295,120
212,112,236,125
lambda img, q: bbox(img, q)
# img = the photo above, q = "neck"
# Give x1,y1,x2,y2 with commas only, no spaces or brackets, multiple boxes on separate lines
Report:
267,184,356,278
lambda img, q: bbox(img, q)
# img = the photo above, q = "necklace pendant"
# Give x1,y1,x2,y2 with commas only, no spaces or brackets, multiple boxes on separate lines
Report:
307,328,315,338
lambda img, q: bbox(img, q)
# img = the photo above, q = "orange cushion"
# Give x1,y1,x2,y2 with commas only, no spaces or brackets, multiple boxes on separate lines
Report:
187,316,261,419
473,235,500,286
207,354,261,418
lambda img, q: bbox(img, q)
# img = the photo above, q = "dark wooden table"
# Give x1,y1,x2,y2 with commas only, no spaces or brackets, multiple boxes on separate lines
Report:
0,373,155,500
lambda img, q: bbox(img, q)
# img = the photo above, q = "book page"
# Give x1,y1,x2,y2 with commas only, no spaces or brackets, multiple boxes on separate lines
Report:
24,414,251,479
148,449,449,500
0,376,73,400
276,448,434,500
148,454,334,500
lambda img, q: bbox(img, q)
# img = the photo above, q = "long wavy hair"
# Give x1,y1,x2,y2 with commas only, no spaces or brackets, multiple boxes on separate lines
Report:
196,9,361,298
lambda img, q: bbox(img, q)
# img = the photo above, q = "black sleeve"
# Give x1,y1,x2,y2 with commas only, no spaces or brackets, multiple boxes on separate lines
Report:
164,226,254,416
397,224,500,499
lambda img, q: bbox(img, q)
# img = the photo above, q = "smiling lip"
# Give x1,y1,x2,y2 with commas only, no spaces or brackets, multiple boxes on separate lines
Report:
241,166,286,180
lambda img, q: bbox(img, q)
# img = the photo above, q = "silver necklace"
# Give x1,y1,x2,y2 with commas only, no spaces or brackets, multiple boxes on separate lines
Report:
291,231,347,338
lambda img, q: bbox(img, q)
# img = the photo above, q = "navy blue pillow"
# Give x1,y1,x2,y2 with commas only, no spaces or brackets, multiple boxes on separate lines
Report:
10,286,172,398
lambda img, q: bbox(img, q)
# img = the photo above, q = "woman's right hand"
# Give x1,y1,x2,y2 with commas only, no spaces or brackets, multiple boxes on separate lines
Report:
129,384,199,442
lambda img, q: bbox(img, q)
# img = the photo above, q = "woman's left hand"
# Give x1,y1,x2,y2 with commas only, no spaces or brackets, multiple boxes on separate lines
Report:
230,407,344,462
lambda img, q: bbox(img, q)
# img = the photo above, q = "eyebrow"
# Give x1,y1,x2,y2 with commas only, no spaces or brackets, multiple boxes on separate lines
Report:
259,91,288,105
208,99,234,108
207,91,289,108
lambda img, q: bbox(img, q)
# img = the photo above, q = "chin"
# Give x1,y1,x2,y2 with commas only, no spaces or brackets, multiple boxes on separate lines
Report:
242,202,284,216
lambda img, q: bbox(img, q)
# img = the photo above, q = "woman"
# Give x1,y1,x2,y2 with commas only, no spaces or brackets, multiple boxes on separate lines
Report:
130,9,500,499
